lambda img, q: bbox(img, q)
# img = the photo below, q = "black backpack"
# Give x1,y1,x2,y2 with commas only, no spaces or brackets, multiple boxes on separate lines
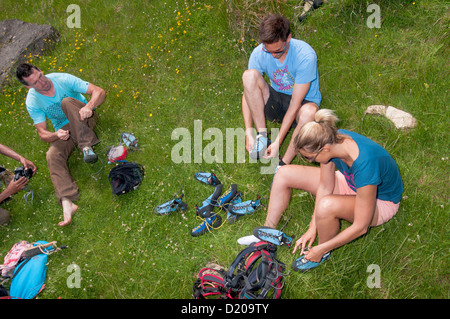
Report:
108,162,144,195
192,241,287,299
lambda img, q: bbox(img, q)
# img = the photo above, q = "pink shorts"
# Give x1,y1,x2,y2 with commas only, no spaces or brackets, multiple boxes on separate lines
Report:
334,171,399,226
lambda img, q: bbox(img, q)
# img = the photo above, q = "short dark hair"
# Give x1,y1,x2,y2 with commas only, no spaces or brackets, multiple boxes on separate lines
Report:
16,63,39,85
259,14,291,44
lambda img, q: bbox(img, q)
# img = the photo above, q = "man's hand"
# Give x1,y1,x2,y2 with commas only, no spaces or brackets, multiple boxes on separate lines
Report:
264,139,280,159
19,157,37,175
0,176,29,203
0,144,37,175
79,106,93,121
5,177,28,196
80,83,105,121
245,133,255,154
56,129,70,141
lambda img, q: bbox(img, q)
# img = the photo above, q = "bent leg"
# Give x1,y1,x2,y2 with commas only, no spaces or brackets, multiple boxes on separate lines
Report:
264,164,321,228
61,97,99,149
314,195,356,244
282,102,318,164
314,194,380,244
242,69,270,132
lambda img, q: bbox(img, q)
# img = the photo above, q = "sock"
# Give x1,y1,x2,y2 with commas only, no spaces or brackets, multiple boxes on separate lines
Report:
257,130,267,137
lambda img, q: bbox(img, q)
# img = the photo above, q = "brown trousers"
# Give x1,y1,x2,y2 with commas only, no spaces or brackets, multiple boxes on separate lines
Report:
46,97,99,205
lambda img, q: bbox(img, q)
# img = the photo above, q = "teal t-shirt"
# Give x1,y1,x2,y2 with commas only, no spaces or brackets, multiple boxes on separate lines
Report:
331,130,403,204
248,38,321,105
26,73,89,131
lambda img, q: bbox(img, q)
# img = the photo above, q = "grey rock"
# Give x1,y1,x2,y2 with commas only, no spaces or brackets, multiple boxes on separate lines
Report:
0,19,60,88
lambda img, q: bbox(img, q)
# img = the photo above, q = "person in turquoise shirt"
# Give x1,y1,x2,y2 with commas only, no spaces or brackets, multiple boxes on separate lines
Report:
238,109,403,272
16,63,106,227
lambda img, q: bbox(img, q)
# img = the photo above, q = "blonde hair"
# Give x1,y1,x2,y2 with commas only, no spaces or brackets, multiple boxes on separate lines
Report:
294,109,345,153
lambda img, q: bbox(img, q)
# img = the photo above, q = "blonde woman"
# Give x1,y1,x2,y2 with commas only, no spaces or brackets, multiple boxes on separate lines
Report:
239,109,403,271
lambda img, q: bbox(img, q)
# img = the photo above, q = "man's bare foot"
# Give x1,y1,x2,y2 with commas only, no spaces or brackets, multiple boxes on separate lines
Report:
59,198,78,227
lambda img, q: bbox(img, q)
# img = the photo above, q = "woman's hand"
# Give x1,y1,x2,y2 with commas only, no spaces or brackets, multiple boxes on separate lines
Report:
292,227,316,256
303,246,326,263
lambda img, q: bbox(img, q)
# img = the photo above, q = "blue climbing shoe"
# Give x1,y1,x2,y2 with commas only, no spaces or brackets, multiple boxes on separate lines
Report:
191,214,222,237
225,193,243,224
226,197,262,224
227,198,262,216
253,226,293,247
83,146,98,163
196,184,223,218
249,133,270,160
194,172,221,186
121,133,138,150
291,252,331,272
154,197,188,215
216,184,237,206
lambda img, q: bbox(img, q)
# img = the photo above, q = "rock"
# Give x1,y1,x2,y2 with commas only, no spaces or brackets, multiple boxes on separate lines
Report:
364,104,387,115
298,0,325,23
365,105,417,129
0,19,60,88
385,106,417,129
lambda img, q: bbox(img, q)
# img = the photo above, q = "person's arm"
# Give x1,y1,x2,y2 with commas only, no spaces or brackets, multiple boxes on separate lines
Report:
0,143,35,202
0,144,28,165
79,83,106,120
35,121,70,143
0,144,36,173
264,82,310,158
0,177,28,202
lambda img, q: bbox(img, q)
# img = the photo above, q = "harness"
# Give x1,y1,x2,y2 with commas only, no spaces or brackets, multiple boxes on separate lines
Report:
193,241,287,299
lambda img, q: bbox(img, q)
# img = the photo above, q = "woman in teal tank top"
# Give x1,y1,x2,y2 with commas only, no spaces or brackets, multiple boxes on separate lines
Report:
253,109,403,272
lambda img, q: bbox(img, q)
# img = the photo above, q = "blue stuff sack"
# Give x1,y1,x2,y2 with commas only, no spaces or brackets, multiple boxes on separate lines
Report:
10,241,49,299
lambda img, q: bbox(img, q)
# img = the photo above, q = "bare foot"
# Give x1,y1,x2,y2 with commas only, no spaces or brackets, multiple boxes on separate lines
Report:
59,198,78,227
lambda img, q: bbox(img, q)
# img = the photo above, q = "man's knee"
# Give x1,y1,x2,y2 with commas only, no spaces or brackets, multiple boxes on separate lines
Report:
61,96,77,106
46,147,58,164
242,69,262,88
46,145,68,165
61,97,84,112
297,102,319,125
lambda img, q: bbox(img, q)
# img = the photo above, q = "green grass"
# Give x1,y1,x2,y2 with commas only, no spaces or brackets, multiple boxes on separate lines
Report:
0,0,448,299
